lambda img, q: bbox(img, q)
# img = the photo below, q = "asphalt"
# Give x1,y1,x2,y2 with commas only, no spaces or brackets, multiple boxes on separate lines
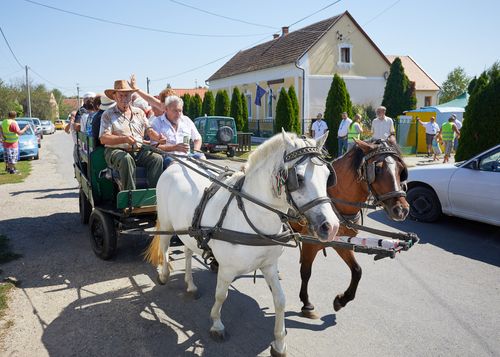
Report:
0,131,498,357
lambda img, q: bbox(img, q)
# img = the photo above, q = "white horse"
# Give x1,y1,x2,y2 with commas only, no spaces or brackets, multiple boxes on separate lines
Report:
145,130,340,357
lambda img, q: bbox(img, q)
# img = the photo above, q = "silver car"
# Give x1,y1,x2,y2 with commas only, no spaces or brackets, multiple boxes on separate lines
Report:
41,120,55,134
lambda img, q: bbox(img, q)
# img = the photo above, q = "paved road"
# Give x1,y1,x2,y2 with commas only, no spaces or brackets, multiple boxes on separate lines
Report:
1,132,499,357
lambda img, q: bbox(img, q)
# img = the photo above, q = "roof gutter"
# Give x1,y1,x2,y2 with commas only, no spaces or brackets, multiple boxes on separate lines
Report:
295,59,306,135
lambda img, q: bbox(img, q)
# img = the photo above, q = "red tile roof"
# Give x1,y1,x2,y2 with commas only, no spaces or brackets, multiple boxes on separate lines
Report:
172,88,207,98
386,55,440,91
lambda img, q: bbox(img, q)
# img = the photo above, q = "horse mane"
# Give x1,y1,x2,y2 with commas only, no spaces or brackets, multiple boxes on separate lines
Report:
244,132,315,175
347,137,405,175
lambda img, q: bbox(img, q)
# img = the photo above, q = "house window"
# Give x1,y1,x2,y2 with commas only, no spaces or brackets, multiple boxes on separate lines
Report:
340,47,351,63
425,96,432,106
266,91,273,119
337,43,353,68
246,94,252,118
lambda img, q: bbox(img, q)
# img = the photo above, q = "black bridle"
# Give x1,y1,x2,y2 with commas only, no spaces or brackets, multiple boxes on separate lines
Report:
281,146,337,218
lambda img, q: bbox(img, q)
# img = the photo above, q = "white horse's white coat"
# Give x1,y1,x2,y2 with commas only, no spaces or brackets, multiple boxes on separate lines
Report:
153,131,339,356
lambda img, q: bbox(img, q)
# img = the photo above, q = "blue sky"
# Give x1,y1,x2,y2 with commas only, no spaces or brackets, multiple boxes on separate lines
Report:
1,0,499,97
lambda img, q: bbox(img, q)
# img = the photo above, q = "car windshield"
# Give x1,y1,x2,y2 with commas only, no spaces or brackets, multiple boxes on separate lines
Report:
18,122,34,135
32,119,41,125
41,120,51,125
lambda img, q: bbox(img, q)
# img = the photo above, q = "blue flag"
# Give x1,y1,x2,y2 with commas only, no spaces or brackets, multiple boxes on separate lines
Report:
254,85,267,106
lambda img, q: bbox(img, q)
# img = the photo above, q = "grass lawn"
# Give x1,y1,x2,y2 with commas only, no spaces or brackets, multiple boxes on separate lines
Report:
0,235,21,335
0,160,31,185
207,145,260,161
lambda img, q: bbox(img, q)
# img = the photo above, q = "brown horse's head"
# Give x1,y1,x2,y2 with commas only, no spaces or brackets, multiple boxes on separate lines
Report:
348,136,409,221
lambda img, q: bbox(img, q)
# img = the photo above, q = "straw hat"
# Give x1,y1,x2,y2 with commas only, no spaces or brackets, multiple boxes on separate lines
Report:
99,95,116,110
104,80,138,99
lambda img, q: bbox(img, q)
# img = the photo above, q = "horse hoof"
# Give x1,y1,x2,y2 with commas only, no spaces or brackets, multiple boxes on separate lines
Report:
301,308,319,320
187,289,201,300
209,329,226,342
333,296,344,312
270,345,287,357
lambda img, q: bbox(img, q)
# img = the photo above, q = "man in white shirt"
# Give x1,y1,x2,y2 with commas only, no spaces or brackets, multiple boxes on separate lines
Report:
337,112,352,157
151,95,204,169
416,116,440,157
371,106,395,141
311,113,328,140
453,114,462,151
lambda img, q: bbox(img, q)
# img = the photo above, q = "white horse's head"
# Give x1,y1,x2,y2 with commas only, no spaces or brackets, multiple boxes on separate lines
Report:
245,129,340,242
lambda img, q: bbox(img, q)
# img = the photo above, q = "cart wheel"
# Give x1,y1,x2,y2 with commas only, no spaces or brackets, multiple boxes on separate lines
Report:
226,147,235,158
79,189,92,224
89,210,117,260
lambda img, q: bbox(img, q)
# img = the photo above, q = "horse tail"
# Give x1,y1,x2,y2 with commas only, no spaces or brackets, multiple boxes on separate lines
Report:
144,221,164,266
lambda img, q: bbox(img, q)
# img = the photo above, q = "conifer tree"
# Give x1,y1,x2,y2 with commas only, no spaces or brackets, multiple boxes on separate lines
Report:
181,93,191,116
456,63,500,160
202,91,215,116
288,85,301,134
324,74,353,156
215,90,230,116
275,88,294,133
382,57,413,118
240,92,249,131
230,87,244,131
191,93,202,119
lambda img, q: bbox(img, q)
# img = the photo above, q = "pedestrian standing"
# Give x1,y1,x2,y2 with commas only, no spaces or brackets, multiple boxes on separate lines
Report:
311,113,328,141
416,116,440,157
453,114,462,152
371,106,395,140
337,112,351,156
347,114,363,151
439,115,460,163
0,111,29,174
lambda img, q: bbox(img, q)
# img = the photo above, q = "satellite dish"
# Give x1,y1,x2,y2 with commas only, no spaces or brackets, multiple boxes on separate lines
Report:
383,71,389,80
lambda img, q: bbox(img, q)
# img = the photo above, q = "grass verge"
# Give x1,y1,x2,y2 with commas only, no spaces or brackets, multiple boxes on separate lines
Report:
0,161,31,185
0,235,21,339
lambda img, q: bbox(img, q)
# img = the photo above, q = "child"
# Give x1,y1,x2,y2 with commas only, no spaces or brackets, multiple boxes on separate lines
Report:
432,134,442,161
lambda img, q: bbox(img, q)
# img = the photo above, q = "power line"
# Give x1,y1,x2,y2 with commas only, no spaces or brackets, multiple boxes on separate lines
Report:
0,68,24,79
169,0,276,29
0,26,24,69
22,0,269,38
29,67,73,90
288,0,342,28
362,0,402,26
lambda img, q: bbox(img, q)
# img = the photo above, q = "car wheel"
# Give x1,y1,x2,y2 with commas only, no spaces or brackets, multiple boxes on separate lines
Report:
217,126,234,144
407,186,442,222
89,209,117,260
227,147,235,157
79,189,92,224
34,152,40,160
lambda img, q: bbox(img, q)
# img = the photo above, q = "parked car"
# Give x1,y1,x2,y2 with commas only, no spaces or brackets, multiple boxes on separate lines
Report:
0,120,40,161
406,144,500,226
54,119,65,130
16,117,42,147
194,116,238,157
41,120,55,134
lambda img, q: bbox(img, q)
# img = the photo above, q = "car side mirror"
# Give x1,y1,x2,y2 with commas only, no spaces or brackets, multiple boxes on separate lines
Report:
469,159,479,170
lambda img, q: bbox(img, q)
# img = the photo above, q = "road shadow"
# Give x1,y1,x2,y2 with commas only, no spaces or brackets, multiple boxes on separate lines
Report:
9,186,79,197
367,210,500,267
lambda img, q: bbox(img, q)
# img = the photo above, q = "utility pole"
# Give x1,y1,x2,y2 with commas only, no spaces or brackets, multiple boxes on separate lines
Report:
146,77,150,94
25,65,32,117
76,84,80,107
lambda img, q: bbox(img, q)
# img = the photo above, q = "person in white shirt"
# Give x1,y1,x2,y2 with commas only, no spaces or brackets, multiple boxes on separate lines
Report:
311,113,328,140
453,114,462,151
151,95,205,169
337,112,352,157
371,106,395,141
416,116,440,157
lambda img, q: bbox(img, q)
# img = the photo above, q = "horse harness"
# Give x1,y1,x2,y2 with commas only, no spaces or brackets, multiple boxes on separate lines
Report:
188,145,337,264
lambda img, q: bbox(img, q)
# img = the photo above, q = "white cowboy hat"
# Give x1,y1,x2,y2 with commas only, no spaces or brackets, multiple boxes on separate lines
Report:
99,95,116,110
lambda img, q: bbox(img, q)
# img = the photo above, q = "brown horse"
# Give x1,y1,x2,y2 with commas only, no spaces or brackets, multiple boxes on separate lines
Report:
293,136,410,318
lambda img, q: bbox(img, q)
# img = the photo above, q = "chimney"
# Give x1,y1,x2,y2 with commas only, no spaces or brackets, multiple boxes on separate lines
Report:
273,33,280,39
281,26,289,36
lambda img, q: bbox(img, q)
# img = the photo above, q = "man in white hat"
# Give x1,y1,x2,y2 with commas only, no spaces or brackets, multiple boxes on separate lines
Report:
89,94,115,147
99,80,165,190
74,91,96,132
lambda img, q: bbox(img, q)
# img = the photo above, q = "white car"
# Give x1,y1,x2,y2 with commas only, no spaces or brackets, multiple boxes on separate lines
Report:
406,144,500,226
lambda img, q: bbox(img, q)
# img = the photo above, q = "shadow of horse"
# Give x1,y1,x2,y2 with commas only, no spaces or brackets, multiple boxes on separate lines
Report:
367,210,500,267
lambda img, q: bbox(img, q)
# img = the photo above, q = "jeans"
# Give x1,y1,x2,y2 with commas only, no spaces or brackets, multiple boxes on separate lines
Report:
337,136,348,157
163,152,205,170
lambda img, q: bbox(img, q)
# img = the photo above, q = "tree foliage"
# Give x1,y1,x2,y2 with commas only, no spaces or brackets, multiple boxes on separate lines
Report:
215,90,230,116
324,74,353,156
288,85,301,134
202,90,215,116
190,93,203,119
382,57,415,118
456,62,500,161
230,87,244,131
275,88,294,133
181,93,191,116
439,67,470,104
240,93,249,131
